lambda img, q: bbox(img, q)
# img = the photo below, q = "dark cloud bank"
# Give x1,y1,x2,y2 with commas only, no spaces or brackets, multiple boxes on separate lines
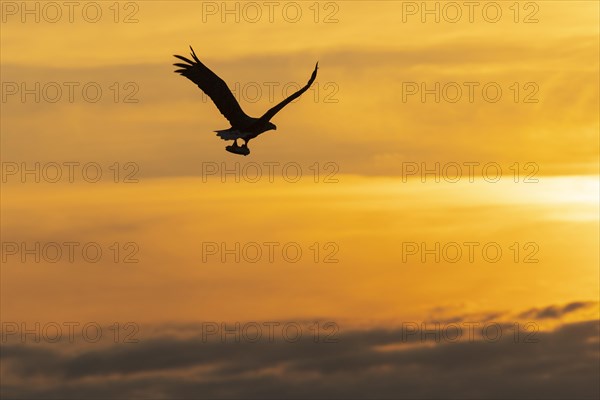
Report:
1,313,599,399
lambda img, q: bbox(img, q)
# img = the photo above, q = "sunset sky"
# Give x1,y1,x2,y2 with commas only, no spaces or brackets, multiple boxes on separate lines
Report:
1,1,599,398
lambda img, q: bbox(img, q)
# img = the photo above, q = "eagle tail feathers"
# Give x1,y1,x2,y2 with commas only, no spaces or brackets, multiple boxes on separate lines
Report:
215,129,243,141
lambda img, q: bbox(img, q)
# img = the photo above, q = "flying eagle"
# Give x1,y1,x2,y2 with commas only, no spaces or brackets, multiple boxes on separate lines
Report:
174,47,318,156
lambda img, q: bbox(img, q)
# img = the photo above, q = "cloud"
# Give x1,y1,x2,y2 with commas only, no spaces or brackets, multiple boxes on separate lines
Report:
2,316,598,399
518,301,597,320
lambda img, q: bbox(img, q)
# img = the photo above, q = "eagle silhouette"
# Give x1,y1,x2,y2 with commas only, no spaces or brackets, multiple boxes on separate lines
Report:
174,47,318,156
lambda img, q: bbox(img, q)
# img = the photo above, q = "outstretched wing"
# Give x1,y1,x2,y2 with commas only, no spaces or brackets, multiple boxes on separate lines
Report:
173,47,253,128
258,63,318,123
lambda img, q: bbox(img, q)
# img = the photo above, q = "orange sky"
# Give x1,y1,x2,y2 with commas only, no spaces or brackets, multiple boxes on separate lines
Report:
0,0,597,328
1,1,598,176
1,1,599,398
2,1,598,325
1,176,597,326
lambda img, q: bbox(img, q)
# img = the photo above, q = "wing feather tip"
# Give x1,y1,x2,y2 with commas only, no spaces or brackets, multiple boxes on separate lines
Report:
189,46,201,63
174,54,195,64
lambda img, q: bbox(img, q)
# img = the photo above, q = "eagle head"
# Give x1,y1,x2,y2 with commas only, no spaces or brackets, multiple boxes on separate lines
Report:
267,122,277,131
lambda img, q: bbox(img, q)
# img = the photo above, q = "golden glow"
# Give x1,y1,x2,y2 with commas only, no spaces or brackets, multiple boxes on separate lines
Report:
1,176,597,326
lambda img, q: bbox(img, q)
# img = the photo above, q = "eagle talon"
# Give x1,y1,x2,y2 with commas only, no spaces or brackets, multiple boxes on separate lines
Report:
226,143,250,156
